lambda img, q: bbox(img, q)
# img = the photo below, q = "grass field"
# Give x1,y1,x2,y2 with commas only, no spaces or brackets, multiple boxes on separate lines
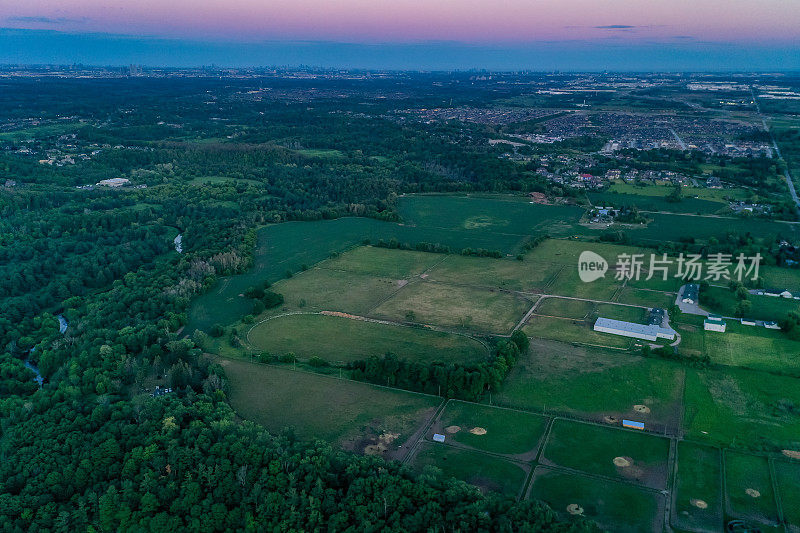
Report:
424,255,562,292
497,340,683,431
683,367,800,449
322,246,443,278
593,303,647,322
397,194,585,239
523,315,634,349
273,267,403,315
614,287,675,308
775,460,800,532
672,442,723,533
703,320,800,373
220,357,441,449
247,313,488,364
725,452,780,526
433,401,548,456
371,280,532,334
542,419,671,489
703,285,799,322
410,442,529,497
534,297,594,319
529,467,664,532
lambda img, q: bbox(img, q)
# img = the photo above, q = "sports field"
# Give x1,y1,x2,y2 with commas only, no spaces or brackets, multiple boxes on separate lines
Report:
409,442,529,497
528,467,664,532
248,313,488,364
432,401,548,456
541,419,671,489
496,339,683,432
725,452,780,527
220,357,441,452
683,367,800,448
672,442,723,532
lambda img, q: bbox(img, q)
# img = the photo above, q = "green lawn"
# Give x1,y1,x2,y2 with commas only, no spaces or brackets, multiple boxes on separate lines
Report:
672,442,723,533
593,303,647,323
615,287,675,308
529,467,664,533
703,285,800,322
410,442,528,497
497,339,683,432
725,452,780,526
322,246,443,279
535,297,594,319
523,315,633,349
774,460,800,532
372,280,532,334
703,320,800,373
683,367,800,449
434,401,548,456
272,267,404,316
247,313,488,364
221,357,441,448
542,419,671,489
425,255,562,292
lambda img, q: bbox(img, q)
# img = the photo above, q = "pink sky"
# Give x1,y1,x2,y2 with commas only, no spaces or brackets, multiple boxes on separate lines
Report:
3,0,799,43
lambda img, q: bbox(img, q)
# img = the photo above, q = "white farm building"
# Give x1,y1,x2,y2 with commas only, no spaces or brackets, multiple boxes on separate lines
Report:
593,317,676,342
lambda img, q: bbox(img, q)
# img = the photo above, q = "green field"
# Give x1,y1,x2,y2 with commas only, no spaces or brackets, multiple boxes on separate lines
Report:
425,254,562,292
703,320,800,373
497,340,683,431
221,357,441,450
371,280,532,334
410,442,528,497
523,315,634,349
725,452,780,526
273,267,403,315
323,246,443,278
534,297,594,319
775,460,800,532
247,313,488,364
672,442,723,533
542,419,671,489
594,303,648,322
703,285,800,322
683,367,800,448
433,401,548,456
529,467,664,533
397,194,585,239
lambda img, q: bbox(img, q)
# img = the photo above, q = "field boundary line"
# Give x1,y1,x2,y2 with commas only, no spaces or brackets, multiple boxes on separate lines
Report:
768,457,786,528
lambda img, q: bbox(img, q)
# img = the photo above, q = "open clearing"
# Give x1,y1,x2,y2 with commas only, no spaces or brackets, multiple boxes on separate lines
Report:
529,467,664,533
496,339,683,432
432,401,548,456
672,442,723,533
542,419,671,489
220,357,440,450
322,246,442,278
409,442,529,497
425,254,561,292
775,460,800,532
248,313,487,364
371,280,532,334
523,315,634,349
683,367,800,449
725,452,780,527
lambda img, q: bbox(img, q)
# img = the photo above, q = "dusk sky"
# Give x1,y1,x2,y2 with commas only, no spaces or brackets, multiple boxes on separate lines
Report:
2,0,799,70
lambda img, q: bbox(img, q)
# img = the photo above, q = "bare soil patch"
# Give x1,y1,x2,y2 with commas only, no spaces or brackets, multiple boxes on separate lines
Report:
633,404,651,414
690,499,708,509
469,427,487,435
363,432,400,456
566,503,584,515
613,456,633,467
782,449,800,460
745,488,761,498
445,425,461,434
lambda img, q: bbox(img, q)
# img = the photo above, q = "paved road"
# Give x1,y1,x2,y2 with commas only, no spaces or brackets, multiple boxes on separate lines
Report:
752,86,800,212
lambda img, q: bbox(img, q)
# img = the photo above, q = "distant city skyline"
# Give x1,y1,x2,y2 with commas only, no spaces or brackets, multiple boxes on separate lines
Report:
2,0,799,70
